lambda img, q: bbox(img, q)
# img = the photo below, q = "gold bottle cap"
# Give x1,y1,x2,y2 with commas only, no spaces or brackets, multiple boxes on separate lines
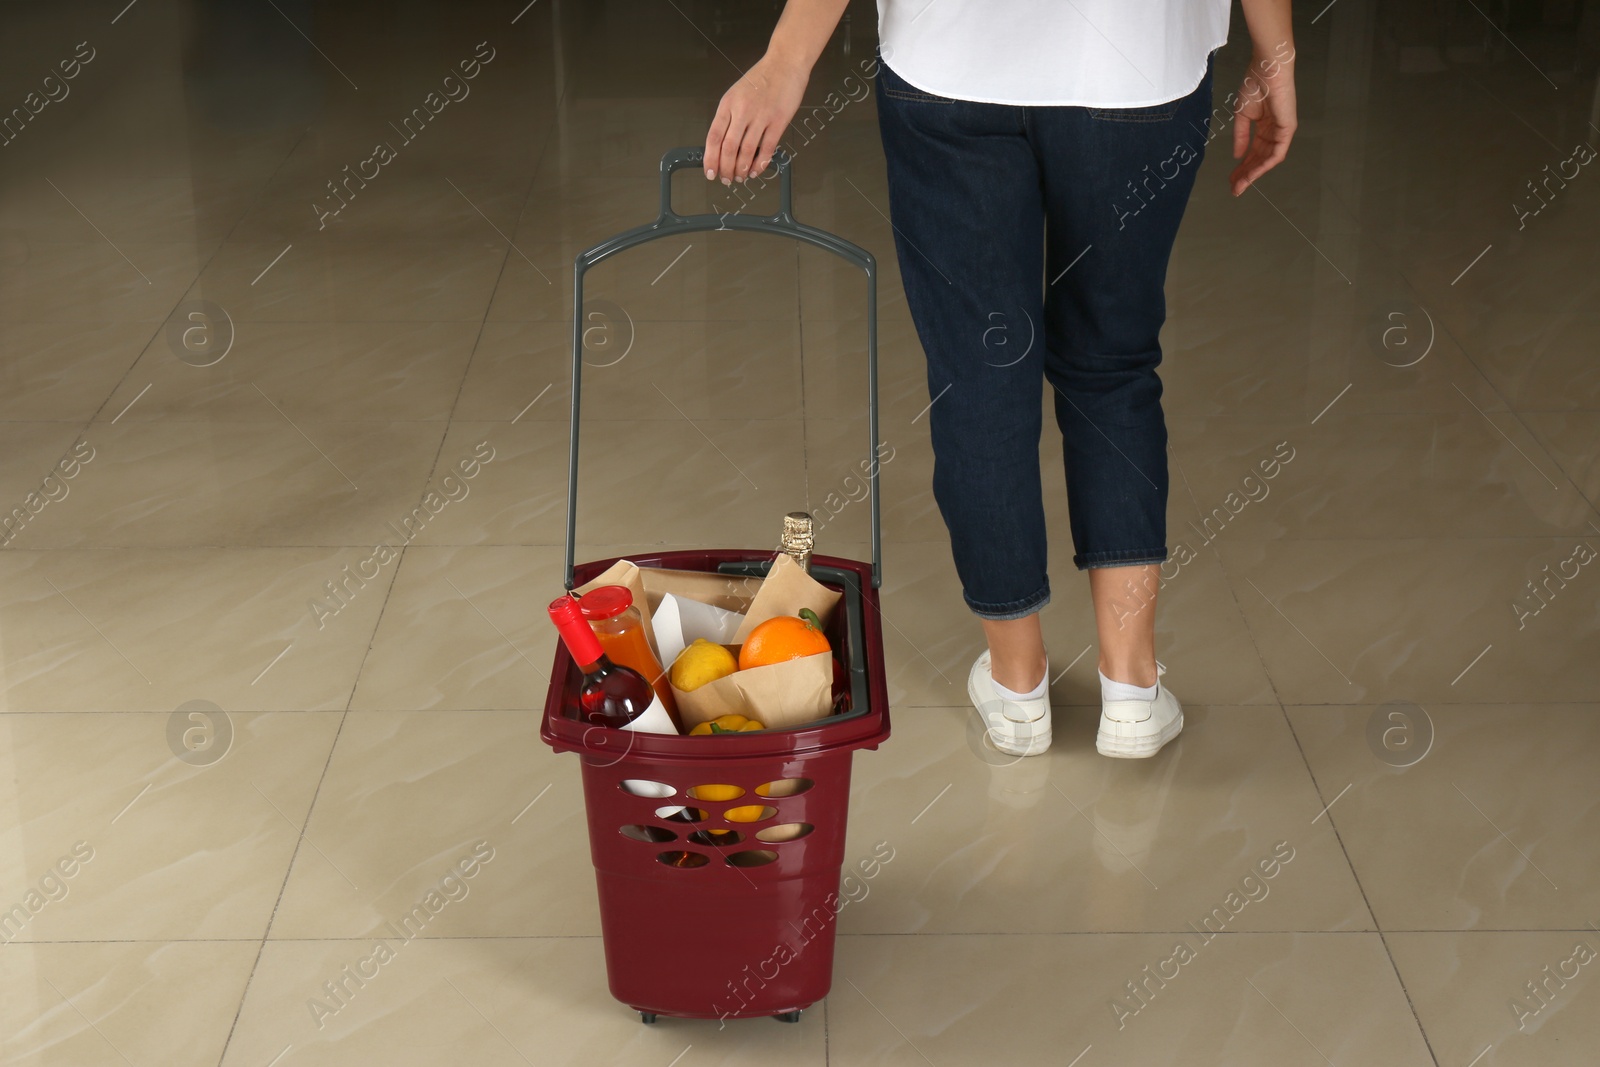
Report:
781,511,813,562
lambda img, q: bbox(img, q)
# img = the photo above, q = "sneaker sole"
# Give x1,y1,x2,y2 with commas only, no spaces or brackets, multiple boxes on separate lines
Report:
1095,710,1183,758
990,731,1052,757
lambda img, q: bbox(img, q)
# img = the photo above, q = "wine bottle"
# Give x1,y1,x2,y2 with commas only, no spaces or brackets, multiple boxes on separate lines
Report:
549,595,681,734
781,511,849,712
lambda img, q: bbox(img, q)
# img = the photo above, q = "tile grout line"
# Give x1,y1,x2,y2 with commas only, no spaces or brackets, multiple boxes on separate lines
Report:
211,708,352,1067
267,44,562,738
1276,711,1444,1067
30,120,321,1067
387,150,555,538
1168,199,1559,1062
17,925,1600,947
1170,269,1442,1062
380,33,570,560
199,186,538,1056
823,987,830,1067
1168,448,1289,712
213,21,570,1064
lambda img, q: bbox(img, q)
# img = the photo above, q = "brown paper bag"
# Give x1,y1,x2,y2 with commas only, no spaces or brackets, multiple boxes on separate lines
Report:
671,650,834,731
733,553,841,641
581,554,842,731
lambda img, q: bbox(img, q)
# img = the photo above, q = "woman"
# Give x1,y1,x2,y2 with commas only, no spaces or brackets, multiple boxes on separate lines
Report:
705,1,1297,758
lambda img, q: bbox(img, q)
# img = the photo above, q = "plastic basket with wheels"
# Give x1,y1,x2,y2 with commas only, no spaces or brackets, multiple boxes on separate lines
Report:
541,147,891,1024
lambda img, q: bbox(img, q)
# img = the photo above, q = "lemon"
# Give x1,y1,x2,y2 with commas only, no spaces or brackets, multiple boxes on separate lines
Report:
669,639,738,692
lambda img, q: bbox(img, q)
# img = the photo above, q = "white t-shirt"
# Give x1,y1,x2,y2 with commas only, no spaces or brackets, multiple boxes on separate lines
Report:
875,0,1232,107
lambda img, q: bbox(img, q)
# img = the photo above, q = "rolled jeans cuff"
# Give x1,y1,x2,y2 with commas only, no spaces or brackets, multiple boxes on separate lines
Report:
964,580,1051,621
1074,548,1169,571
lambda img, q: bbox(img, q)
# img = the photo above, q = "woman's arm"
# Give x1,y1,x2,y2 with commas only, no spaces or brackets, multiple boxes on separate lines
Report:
703,0,851,184
1231,0,1297,195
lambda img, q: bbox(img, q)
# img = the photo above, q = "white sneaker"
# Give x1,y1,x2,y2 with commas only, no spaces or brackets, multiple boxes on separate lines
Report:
1096,661,1183,758
967,650,1052,757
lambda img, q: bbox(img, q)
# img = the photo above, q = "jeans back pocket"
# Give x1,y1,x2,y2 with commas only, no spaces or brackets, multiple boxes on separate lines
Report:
1087,101,1181,123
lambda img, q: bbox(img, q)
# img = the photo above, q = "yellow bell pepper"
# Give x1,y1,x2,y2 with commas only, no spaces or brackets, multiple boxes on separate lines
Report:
689,713,765,736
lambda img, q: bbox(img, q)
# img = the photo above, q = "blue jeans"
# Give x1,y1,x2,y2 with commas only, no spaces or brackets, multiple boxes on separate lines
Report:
875,54,1216,620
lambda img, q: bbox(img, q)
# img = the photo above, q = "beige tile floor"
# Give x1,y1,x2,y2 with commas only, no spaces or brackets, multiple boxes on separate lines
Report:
1,1,1597,1064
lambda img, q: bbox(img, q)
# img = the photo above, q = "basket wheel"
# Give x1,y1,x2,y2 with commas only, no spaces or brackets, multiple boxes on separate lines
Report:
639,1012,658,1024
774,1010,802,1024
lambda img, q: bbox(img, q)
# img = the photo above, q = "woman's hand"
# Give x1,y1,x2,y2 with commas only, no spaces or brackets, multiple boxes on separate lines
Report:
704,52,810,184
1229,49,1297,196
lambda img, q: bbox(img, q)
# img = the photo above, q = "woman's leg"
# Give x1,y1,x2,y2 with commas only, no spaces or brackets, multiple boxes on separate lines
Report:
981,568,1165,725
980,616,1048,693
1029,58,1217,687
875,60,1056,753
1090,564,1159,688
874,64,1051,630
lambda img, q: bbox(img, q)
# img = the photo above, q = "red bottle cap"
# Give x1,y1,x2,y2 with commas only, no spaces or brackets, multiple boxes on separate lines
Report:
577,585,633,621
548,594,605,667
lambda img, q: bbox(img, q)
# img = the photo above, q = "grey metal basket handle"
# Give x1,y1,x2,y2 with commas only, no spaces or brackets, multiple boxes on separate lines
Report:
564,146,882,589
659,144,794,221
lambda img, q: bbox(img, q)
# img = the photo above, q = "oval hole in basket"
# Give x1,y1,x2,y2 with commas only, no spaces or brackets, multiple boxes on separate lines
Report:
755,778,813,798
620,780,676,798
724,805,776,824
687,829,743,847
726,850,780,868
687,784,746,801
656,806,709,823
619,824,676,844
657,850,709,868
756,822,813,843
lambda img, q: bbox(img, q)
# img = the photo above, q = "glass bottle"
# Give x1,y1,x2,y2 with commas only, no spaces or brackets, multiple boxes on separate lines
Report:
548,595,681,734
781,511,813,572
577,585,676,716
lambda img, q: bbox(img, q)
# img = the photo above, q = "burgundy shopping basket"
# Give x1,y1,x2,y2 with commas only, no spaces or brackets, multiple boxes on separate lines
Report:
541,147,891,1025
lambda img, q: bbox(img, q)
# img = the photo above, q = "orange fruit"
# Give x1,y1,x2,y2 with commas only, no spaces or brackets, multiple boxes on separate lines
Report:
738,608,830,670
